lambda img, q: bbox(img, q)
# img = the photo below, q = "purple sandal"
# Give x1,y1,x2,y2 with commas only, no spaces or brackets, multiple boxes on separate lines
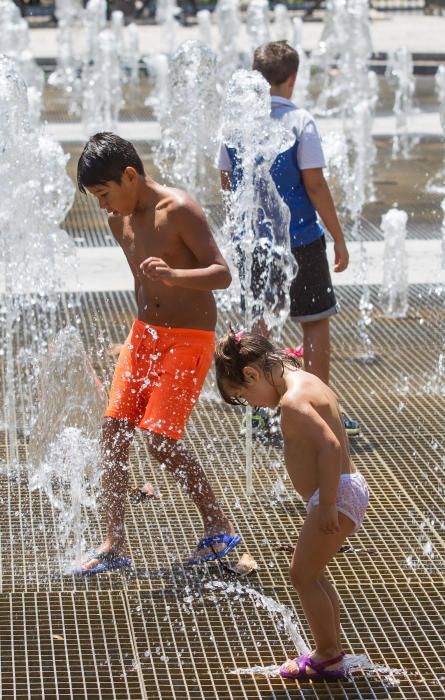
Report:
280,652,347,681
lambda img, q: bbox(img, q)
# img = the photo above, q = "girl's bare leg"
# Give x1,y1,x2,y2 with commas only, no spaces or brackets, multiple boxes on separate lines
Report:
301,317,330,385
319,574,342,652
282,507,354,674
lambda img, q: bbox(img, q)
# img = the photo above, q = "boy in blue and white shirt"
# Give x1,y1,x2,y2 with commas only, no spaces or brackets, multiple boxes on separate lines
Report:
217,40,359,435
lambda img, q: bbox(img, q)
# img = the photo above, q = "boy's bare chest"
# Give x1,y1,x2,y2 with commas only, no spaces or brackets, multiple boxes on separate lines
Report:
120,218,171,265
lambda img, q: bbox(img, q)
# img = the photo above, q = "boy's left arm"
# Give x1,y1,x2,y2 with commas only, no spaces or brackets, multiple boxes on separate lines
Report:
301,167,349,273
140,202,232,291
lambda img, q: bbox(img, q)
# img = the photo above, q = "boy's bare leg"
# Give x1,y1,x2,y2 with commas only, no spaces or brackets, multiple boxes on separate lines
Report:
147,432,235,558
301,317,330,385
81,417,135,570
282,507,354,674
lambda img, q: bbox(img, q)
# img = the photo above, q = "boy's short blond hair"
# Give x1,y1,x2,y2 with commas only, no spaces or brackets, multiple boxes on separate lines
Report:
253,41,300,86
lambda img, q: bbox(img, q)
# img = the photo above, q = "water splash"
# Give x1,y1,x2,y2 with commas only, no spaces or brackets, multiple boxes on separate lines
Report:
124,23,141,88
204,579,309,654
437,64,445,133
84,0,106,62
232,653,405,686
111,9,126,55
197,10,213,48
110,13,140,92
156,0,180,54
31,427,101,565
347,97,379,363
49,0,138,123
218,69,296,333
310,1,378,360
217,69,297,493
426,66,445,195
404,512,440,572
442,198,445,270
312,0,373,117
214,0,243,86
380,208,409,318
291,18,310,109
0,0,44,126
0,56,75,464
154,40,220,200
322,129,350,219
345,654,405,686
232,664,281,677
28,327,106,564
273,4,293,42
425,335,445,396
386,47,415,159
81,26,123,135
47,0,83,114
28,327,106,463
143,53,169,123
246,0,271,56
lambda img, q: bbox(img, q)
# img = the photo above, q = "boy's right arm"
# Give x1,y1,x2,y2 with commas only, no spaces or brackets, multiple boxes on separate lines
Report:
301,167,349,273
216,142,233,194
108,214,141,302
297,116,349,272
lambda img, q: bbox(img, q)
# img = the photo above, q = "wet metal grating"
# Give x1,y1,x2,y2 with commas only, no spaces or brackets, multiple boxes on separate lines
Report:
1,286,445,698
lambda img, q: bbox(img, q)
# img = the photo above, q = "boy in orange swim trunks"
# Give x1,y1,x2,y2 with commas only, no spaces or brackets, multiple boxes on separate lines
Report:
75,132,240,574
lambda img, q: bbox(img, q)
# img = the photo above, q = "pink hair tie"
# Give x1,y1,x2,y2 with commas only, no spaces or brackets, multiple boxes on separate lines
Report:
234,330,245,343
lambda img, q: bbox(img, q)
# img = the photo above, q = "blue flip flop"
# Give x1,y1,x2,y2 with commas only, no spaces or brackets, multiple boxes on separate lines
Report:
186,533,241,566
71,551,132,577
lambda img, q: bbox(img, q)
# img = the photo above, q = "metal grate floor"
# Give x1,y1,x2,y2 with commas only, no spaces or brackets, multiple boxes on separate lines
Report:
1,287,445,698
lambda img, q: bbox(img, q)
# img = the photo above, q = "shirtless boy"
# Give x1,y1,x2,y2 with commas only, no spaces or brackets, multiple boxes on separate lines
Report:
76,132,240,574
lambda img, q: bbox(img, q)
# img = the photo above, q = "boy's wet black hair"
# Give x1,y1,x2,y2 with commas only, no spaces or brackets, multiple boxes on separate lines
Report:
77,132,145,194
253,41,300,86
215,329,301,406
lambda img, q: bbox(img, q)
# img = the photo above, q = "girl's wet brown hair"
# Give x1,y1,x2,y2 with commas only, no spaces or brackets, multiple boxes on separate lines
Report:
215,329,301,405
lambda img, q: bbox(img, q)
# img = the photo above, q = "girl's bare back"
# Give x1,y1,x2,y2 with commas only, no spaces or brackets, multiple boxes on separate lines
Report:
280,369,353,500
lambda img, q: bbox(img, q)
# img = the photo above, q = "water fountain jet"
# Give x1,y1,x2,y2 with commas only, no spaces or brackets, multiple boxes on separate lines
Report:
218,69,297,493
154,40,220,201
380,208,409,318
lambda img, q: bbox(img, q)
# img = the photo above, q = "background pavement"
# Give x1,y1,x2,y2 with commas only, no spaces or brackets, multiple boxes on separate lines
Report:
29,14,445,59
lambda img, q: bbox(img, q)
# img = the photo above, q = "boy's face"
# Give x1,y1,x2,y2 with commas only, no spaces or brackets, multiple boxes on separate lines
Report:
87,168,138,217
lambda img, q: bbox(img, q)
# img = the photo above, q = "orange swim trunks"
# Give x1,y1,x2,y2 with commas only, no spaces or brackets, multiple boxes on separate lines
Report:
104,320,215,440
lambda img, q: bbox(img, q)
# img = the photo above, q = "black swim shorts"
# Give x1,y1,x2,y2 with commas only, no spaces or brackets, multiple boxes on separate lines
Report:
290,235,339,322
